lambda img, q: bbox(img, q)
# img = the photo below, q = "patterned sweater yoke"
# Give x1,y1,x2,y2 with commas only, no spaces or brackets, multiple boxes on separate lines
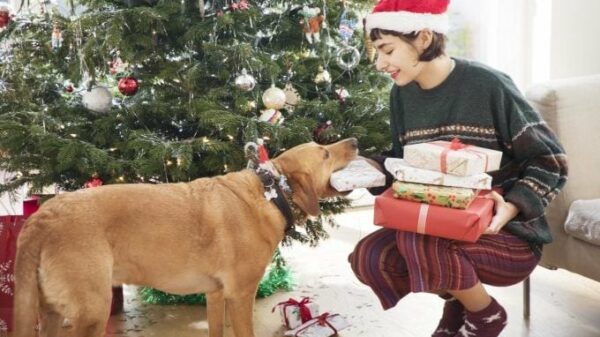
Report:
377,58,568,253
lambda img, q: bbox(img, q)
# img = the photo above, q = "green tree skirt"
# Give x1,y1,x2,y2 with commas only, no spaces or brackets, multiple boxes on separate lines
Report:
139,252,293,305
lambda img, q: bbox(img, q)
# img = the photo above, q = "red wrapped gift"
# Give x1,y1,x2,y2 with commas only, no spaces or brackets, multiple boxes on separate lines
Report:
0,216,27,333
374,188,495,242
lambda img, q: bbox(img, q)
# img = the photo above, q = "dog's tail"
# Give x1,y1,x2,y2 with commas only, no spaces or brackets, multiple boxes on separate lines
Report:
13,217,43,337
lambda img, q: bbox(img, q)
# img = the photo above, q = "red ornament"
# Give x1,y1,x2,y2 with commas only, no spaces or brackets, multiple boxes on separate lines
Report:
118,76,139,96
238,0,249,10
64,84,74,93
84,176,103,188
0,9,11,29
257,139,269,164
230,1,239,10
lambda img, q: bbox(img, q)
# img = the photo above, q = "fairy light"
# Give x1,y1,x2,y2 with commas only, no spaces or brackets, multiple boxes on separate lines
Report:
227,135,234,140
166,160,173,166
118,176,125,182
202,137,209,143
69,133,77,138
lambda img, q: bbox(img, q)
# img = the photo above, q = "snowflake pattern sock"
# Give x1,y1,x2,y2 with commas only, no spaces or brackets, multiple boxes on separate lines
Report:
454,297,507,337
432,297,465,337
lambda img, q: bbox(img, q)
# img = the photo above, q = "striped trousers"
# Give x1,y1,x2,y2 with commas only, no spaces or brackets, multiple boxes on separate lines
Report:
348,228,539,310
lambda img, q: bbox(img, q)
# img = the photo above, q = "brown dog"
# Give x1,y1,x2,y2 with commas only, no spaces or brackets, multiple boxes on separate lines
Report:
13,138,358,337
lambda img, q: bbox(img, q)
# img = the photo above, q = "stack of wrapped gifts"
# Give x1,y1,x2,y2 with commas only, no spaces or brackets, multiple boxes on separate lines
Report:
374,138,503,242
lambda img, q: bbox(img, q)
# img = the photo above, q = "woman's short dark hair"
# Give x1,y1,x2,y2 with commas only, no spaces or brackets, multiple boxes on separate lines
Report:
369,28,447,61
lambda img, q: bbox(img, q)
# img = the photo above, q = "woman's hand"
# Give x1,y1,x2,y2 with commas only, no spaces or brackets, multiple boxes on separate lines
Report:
483,191,519,235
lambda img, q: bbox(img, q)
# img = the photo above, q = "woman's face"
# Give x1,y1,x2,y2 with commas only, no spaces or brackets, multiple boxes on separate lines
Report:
374,32,425,87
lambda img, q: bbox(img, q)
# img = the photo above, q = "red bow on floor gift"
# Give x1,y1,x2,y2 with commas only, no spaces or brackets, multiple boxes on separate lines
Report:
273,297,314,327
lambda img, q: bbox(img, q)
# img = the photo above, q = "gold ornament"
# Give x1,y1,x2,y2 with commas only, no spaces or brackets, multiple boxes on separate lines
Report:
314,66,331,85
262,84,286,110
364,21,376,62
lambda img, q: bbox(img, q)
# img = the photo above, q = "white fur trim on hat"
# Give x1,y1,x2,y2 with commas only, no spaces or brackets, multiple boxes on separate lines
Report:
365,11,449,34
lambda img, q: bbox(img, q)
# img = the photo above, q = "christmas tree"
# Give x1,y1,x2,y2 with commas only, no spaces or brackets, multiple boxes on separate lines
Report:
0,0,391,241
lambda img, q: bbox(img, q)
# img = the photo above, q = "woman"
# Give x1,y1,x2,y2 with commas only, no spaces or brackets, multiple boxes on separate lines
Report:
349,1,568,336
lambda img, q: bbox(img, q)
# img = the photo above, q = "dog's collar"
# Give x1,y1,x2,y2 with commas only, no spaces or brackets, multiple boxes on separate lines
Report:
255,162,295,234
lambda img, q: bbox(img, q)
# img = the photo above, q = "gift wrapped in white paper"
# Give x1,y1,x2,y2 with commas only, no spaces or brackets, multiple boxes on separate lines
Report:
403,138,502,177
384,158,492,190
329,159,386,191
274,298,320,330
284,313,350,337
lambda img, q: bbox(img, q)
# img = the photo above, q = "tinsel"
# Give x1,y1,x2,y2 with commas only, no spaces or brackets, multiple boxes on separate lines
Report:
139,249,293,305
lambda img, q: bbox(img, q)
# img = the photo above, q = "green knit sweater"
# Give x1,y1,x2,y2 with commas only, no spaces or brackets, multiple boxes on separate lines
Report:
372,58,568,255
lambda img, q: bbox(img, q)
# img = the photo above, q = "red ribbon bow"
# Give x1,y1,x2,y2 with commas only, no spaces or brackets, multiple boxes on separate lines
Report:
294,312,339,337
433,137,489,174
272,297,314,328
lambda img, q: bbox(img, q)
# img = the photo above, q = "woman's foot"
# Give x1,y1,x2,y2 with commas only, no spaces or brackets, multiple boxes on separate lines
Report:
454,297,507,337
431,297,465,337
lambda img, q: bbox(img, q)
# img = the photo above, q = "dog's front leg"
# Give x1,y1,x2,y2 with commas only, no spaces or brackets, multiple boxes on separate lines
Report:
226,292,256,337
206,289,226,337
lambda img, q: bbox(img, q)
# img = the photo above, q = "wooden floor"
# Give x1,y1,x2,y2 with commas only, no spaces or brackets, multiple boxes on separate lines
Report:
8,208,600,337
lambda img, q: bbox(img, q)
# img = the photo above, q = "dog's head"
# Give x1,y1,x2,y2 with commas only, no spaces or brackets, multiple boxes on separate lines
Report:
272,138,358,217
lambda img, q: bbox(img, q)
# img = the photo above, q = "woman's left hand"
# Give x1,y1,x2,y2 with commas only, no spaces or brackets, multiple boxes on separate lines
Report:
483,191,520,235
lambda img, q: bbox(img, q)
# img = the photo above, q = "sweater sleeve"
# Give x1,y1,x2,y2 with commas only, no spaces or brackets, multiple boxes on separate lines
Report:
492,75,568,220
368,85,404,195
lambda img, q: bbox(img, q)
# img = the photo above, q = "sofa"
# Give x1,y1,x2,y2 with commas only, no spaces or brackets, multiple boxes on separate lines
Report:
522,74,600,317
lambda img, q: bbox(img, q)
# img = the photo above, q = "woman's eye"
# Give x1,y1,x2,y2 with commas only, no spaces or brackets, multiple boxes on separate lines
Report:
384,50,393,55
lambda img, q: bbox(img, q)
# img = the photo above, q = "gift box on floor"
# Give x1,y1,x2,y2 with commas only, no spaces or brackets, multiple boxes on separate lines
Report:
385,158,492,190
391,181,477,209
374,188,494,242
284,312,350,337
0,216,27,333
403,138,502,177
273,297,320,330
330,159,386,191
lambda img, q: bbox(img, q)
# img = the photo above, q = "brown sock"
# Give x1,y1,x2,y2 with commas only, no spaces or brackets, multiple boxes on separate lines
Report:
431,297,465,337
454,297,507,337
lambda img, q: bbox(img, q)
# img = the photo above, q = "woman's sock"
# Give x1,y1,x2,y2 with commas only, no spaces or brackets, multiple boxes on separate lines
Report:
431,297,465,337
454,297,507,337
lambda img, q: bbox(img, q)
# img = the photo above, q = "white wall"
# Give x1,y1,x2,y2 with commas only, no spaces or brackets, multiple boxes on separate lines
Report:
550,0,600,79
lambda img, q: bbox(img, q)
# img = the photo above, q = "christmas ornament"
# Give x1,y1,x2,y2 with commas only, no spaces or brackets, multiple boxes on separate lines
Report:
257,138,269,164
363,18,376,63
0,2,12,30
313,120,338,144
259,108,283,125
118,76,139,96
262,84,286,110
336,45,361,71
299,6,325,45
234,68,256,92
51,23,63,50
336,7,360,71
365,0,450,34
335,87,350,102
82,86,113,114
283,82,300,112
314,66,331,85
239,0,249,10
84,174,103,188
110,55,128,75
64,84,74,93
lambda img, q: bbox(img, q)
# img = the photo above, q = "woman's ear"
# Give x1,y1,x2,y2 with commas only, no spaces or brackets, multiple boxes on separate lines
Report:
418,29,433,51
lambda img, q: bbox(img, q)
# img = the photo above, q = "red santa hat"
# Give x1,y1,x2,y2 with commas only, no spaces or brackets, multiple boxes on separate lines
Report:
365,0,450,34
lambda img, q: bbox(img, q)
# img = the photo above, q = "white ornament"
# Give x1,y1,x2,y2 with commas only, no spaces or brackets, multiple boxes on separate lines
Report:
234,68,256,92
81,86,113,114
262,84,286,110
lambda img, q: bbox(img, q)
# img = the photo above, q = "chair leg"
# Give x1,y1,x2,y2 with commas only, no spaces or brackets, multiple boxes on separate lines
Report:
523,277,530,320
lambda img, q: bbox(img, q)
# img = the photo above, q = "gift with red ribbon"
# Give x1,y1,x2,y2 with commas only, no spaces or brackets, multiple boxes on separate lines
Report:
272,297,320,330
404,138,503,177
0,216,27,333
374,188,495,242
284,312,350,337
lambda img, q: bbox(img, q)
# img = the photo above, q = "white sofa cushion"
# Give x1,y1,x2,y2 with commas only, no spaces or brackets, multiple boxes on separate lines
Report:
564,199,600,246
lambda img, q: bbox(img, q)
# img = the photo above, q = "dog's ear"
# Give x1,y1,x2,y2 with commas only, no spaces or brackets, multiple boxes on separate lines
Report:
289,172,321,217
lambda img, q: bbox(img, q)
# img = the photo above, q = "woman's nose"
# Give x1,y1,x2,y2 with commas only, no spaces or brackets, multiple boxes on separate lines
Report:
375,53,386,72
